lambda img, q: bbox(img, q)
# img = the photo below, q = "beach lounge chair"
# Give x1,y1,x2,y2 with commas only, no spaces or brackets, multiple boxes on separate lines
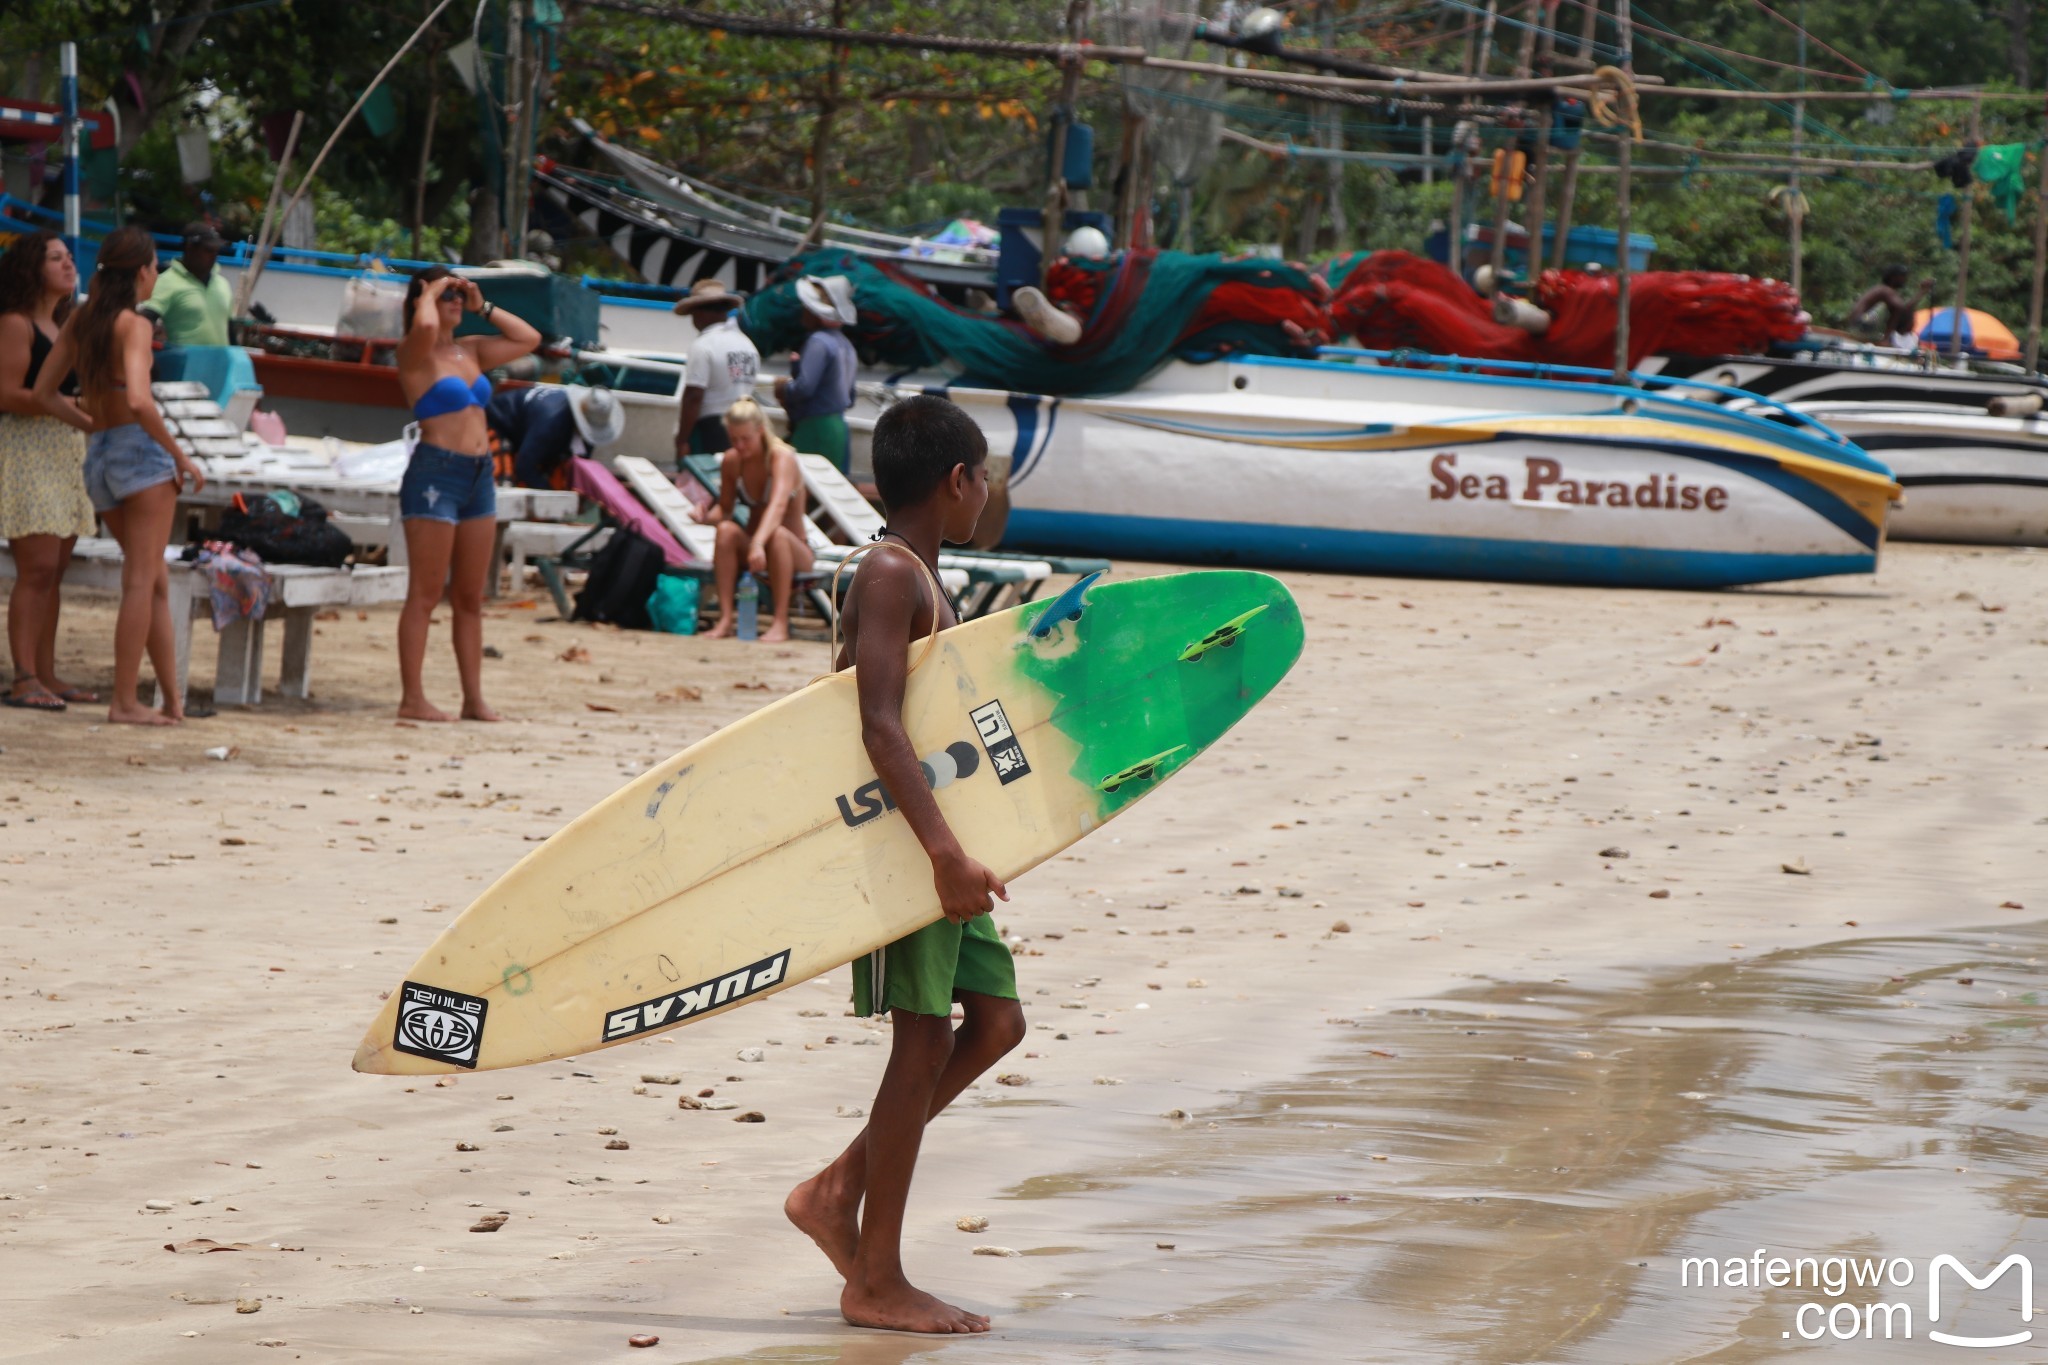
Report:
677,453,1036,619
788,452,1110,615
529,457,692,619
789,450,1110,578
610,455,843,626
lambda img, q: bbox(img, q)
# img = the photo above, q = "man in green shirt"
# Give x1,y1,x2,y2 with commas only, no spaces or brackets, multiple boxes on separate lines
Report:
142,222,233,347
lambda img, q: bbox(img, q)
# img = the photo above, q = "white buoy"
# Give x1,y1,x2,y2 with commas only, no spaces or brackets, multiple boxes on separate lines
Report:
1493,294,1553,334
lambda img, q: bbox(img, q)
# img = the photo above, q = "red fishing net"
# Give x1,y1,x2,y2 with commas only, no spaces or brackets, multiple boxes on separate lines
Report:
1325,250,1804,369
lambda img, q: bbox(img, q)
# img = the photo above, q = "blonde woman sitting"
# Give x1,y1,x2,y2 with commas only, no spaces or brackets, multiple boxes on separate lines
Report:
699,396,814,641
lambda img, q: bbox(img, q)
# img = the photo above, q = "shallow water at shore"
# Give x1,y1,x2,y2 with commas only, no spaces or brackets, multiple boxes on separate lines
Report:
690,924,2048,1364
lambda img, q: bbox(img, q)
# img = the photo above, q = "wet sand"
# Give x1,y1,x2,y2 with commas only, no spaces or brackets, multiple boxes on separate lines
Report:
3,542,2046,1362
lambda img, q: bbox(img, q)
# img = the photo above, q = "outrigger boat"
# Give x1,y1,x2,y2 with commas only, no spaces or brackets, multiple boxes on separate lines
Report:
1647,347,2048,545
890,351,1900,589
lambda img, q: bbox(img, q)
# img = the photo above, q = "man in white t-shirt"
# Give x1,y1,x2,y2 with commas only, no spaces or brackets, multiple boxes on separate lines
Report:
672,278,762,459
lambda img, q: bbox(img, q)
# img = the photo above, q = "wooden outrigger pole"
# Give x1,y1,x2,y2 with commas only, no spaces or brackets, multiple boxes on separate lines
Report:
2027,137,2048,373
1612,0,1635,383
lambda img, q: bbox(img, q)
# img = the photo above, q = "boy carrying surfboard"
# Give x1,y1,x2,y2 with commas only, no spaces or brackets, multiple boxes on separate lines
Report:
784,395,1026,1335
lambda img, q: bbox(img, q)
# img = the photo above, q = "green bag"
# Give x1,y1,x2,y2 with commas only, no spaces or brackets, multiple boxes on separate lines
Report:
647,574,700,635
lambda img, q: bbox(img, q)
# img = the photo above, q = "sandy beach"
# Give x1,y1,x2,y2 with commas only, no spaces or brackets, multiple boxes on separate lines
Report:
4,542,2047,1363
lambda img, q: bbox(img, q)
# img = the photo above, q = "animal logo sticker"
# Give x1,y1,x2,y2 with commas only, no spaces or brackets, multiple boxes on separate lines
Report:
394,981,489,1069
970,699,1033,785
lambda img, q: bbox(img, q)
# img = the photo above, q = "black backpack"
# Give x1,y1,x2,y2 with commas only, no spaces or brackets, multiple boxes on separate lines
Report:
216,492,354,567
574,529,666,630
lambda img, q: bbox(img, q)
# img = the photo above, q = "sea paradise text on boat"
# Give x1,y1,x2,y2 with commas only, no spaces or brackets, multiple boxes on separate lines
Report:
1429,454,1731,512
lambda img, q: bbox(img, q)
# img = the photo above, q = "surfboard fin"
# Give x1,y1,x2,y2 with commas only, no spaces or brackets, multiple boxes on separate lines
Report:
1028,569,1107,639
1096,745,1189,793
1180,604,1270,662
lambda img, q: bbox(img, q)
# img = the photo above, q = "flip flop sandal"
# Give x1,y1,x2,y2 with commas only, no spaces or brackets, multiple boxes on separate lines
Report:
1,689,66,712
56,687,100,704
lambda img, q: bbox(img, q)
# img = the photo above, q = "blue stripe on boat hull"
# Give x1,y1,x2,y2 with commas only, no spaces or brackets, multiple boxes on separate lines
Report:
1002,509,1875,589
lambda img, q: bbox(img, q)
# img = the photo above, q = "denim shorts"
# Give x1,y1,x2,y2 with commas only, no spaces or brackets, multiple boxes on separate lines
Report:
400,442,497,523
83,423,179,512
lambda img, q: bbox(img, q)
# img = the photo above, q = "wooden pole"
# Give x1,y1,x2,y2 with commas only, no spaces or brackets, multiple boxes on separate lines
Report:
1949,98,1981,360
2027,137,2048,372
1787,1,1804,296
1550,149,1580,268
233,110,305,317
1524,2,1556,274
1476,0,1500,78
1551,0,1598,269
1040,0,1091,281
798,0,848,250
412,29,443,260
1487,0,1541,283
503,0,525,256
1448,123,1468,278
1612,0,1633,382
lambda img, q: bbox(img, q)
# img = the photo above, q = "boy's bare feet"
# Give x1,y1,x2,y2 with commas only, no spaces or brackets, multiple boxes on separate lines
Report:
841,1276,989,1334
397,699,453,723
761,620,792,643
785,1167,861,1279
107,700,177,726
460,700,504,722
705,616,736,639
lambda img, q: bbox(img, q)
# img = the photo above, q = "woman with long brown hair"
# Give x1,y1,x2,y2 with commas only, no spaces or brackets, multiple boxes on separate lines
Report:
34,225,205,725
0,230,94,711
393,266,538,722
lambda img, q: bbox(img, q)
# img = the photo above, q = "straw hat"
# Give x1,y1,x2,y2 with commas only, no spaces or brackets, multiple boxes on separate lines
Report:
671,277,746,317
566,386,627,448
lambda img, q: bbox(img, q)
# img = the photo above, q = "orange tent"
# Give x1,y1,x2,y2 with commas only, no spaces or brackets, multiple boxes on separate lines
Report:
1913,307,2021,361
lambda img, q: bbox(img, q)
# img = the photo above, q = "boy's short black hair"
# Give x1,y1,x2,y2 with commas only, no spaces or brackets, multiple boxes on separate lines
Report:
871,394,987,512
1882,264,1909,286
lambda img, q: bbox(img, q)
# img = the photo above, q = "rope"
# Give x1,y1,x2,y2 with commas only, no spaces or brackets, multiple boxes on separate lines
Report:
1745,0,1874,79
1587,65,1643,140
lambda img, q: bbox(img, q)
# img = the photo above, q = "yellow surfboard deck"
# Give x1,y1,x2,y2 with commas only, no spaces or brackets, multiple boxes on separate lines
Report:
353,570,1304,1074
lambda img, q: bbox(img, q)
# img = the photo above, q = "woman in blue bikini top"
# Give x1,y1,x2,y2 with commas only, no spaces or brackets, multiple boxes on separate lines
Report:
396,267,538,454
392,265,539,725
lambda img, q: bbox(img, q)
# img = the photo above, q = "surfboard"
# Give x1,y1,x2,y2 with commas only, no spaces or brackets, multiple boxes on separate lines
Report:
352,569,1304,1074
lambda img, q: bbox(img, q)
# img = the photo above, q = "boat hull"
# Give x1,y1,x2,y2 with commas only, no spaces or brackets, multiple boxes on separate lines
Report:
922,360,1895,589
1652,354,2048,545
1805,406,2048,545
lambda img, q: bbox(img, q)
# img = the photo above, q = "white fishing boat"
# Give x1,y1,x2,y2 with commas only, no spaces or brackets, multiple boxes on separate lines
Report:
883,352,1900,589
1647,348,2048,545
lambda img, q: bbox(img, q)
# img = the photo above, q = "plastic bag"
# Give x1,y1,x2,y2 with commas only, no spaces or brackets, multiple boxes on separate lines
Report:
336,270,407,340
332,437,410,484
647,574,700,635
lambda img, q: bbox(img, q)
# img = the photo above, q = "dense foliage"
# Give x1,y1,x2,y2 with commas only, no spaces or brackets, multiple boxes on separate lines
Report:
3,0,2045,327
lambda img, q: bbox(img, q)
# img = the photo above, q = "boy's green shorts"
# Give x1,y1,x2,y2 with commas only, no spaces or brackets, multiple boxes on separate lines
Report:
853,912,1019,1018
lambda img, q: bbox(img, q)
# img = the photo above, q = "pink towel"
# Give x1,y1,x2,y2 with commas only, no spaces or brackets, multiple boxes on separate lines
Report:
569,457,693,567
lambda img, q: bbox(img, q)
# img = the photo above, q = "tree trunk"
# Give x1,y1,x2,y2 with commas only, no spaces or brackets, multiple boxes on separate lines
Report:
467,181,504,263
799,0,848,250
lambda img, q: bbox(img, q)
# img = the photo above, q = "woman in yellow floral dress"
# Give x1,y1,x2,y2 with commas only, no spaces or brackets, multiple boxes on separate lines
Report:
0,230,95,712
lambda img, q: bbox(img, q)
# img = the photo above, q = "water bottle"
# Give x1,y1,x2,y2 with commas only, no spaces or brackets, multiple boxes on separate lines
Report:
736,572,759,641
